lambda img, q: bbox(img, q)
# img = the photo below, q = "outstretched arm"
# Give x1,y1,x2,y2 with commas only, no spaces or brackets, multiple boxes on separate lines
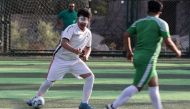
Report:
123,32,133,61
164,37,181,57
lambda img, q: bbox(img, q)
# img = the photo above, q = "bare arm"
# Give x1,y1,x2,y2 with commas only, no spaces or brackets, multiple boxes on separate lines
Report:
164,37,181,57
123,32,133,61
61,38,81,55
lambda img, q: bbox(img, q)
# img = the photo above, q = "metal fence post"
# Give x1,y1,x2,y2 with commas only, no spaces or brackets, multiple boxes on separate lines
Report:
189,32,190,57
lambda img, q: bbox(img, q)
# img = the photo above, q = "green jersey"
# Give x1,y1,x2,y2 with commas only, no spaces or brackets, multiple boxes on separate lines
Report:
58,9,77,30
127,16,170,60
127,16,171,87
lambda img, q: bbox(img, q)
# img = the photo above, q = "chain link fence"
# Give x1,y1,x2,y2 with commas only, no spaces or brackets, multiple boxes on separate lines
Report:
0,0,88,55
0,0,189,57
90,0,190,57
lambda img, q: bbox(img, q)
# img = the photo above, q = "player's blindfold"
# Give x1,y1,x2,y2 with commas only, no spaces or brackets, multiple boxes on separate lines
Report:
78,16,89,24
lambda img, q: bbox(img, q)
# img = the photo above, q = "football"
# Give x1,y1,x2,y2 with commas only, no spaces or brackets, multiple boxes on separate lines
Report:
32,96,45,109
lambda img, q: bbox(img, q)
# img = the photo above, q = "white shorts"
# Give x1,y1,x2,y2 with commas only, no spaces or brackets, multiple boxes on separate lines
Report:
47,56,92,81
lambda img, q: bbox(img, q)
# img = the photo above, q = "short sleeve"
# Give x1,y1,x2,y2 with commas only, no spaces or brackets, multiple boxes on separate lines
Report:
127,22,137,37
159,21,170,38
61,25,74,40
86,31,92,47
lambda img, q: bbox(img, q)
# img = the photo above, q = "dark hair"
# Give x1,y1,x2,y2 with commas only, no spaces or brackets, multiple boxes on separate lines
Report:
148,0,163,13
77,8,91,18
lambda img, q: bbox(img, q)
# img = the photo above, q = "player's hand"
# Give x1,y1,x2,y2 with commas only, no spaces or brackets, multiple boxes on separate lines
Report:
176,50,182,58
80,55,88,61
127,52,133,62
79,50,88,61
74,48,82,55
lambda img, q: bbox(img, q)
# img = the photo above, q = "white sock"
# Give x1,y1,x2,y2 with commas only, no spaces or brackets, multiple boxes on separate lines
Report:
82,75,94,103
112,85,138,108
149,86,163,109
36,80,54,96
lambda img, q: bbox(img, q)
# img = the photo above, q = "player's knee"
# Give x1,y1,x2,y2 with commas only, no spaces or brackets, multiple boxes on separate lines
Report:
86,73,95,82
80,73,95,79
90,73,95,79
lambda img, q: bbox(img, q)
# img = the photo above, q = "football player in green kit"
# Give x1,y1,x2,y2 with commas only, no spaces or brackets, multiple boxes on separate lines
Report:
106,1,181,109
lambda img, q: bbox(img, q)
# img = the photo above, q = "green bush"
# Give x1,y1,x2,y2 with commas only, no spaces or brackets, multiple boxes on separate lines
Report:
11,21,29,49
35,20,59,50
11,20,59,50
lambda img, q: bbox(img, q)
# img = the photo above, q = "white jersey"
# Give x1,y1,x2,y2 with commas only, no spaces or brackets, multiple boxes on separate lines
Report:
54,23,92,60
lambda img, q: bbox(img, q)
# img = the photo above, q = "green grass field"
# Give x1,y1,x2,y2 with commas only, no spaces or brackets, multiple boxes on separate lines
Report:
0,57,190,109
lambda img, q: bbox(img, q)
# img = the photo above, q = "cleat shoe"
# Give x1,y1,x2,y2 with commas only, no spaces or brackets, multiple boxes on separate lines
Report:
79,102,93,109
106,104,115,109
26,96,37,106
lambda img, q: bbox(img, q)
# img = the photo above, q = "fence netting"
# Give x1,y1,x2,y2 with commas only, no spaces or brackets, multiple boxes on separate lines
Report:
0,0,189,57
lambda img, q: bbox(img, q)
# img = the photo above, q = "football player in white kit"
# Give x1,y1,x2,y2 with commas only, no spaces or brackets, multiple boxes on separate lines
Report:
27,9,94,109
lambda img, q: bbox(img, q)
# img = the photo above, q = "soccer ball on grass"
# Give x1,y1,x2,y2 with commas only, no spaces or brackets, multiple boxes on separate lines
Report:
32,96,45,109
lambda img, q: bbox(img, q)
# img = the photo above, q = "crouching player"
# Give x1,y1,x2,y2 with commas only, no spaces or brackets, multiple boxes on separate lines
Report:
27,8,94,109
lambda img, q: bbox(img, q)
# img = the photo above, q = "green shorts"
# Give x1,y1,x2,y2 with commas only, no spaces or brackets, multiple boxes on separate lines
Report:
133,52,158,87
